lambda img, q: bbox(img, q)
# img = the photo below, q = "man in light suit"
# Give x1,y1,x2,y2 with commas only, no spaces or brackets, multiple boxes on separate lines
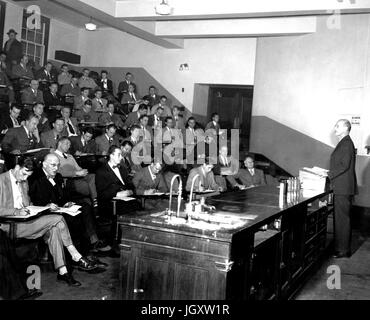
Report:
95,124,122,155
231,156,266,188
151,95,172,117
124,104,147,130
60,76,80,100
21,80,44,105
73,87,90,111
99,102,125,129
60,106,79,137
328,119,357,258
91,88,108,112
12,55,33,82
0,156,95,286
172,105,185,130
78,68,97,90
132,161,169,195
40,117,65,149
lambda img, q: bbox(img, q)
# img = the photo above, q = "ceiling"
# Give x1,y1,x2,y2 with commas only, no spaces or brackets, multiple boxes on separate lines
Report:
9,0,370,49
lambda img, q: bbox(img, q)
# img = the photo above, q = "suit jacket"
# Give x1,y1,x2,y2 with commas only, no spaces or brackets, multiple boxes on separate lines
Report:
151,104,172,117
12,64,33,80
3,39,23,65
99,79,113,95
78,77,97,90
62,117,79,137
73,109,99,123
329,135,357,195
148,114,164,128
40,130,59,149
69,135,96,155
43,91,63,109
121,92,140,105
95,162,134,202
99,112,125,128
173,116,185,130
236,168,266,188
1,126,42,153
91,97,108,112
142,94,160,107
186,166,219,192
0,171,30,216
118,81,135,95
34,68,55,83
60,83,80,97
58,72,72,86
205,121,220,134
95,134,122,155
132,166,168,195
0,115,19,133
73,95,90,110
125,111,141,129
21,87,44,105
28,169,67,207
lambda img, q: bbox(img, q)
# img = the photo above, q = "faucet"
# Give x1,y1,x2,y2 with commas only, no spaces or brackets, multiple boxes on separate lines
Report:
189,174,200,205
168,174,182,217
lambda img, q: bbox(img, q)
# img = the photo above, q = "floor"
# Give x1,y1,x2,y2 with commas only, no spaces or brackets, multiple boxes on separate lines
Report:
35,210,370,300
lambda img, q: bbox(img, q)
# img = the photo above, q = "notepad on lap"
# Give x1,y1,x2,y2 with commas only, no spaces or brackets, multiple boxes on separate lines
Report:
55,205,81,216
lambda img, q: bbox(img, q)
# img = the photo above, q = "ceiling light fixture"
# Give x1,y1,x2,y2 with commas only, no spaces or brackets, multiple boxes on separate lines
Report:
155,0,172,15
85,17,97,31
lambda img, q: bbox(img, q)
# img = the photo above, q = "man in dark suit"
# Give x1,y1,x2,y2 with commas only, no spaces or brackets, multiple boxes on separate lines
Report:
73,87,90,111
231,155,266,188
205,112,221,135
60,106,79,137
34,62,55,92
1,112,42,154
69,127,96,155
3,29,23,66
99,102,125,129
21,80,44,106
172,105,185,130
12,55,33,85
40,117,65,149
43,82,63,122
328,119,357,258
132,161,169,195
118,72,135,98
95,124,122,155
99,70,114,97
0,104,21,136
60,76,80,103
142,85,161,109
73,100,99,123
148,106,164,129
124,104,147,130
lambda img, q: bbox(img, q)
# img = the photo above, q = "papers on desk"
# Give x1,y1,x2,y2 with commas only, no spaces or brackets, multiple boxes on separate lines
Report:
3,206,49,219
113,196,136,201
76,153,94,157
299,166,328,195
54,205,81,216
24,148,49,154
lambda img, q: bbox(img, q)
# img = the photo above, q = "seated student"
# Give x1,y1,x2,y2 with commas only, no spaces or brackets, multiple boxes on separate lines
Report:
60,106,79,137
73,100,99,123
213,145,243,191
0,67,15,104
148,105,164,129
21,80,44,105
132,161,169,195
118,72,135,97
32,102,50,134
172,105,185,130
34,61,55,91
60,76,80,100
232,155,266,188
139,114,153,142
184,116,200,169
205,112,221,135
122,124,142,147
0,104,21,136
73,87,90,111
28,153,110,256
186,159,222,192
0,157,96,287
69,127,96,155
91,88,108,112
142,85,160,110
78,68,98,90
12,55,33,83
162,116,175,144
151,95,172,117
53,136,98,208
120,140,140,176
40,117,65,149
95,145,138,216
99,101,125,129
43,82,63,121
124,104,147,130
57,64,72,87
121,83,145,112
99,70,114,97
0,229,43,300
95,124,122,155
1,112,42,154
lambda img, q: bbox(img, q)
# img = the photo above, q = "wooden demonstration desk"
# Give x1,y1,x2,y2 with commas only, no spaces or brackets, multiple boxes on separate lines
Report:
118,186,333,300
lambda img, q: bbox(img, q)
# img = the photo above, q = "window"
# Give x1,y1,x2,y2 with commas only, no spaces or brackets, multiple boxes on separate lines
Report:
0,1,6,48
20,9,50,68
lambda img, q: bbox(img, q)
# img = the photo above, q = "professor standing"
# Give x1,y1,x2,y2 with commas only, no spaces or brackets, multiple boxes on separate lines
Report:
328,119,357,258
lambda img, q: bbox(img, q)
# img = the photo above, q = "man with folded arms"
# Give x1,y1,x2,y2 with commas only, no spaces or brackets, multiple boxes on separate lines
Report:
0,157,96,286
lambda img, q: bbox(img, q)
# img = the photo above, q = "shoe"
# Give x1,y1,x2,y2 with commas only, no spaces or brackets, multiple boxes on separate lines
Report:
18,289,43,300
73,257,98,271
57,273,82,287
91,240,112,252
87,255,109,268
333,251,351,258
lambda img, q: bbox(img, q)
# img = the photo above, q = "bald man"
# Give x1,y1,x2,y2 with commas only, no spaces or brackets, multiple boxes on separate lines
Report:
328,119,357,258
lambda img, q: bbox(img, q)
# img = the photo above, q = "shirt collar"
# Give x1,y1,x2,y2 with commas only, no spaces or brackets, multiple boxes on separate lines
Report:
54,150,64,158
23,126,30,136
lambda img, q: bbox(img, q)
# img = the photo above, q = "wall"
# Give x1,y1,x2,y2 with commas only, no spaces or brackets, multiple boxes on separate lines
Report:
2,0,22,43
78,28,256,113
251,14,370,207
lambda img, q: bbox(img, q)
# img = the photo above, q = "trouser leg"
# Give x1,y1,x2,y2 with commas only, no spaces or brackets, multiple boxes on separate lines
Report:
334,194,352,254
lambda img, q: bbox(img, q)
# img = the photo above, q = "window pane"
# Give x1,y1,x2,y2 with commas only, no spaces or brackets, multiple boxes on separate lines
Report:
35,57,40,67
35,32,42,44
21,41,27,52
27,30,35,42
22,13,27,28
21,28,27,40
28,43,35,56
36,45,42,57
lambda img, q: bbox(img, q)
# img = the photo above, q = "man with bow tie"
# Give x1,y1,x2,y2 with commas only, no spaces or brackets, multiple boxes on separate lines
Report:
95,124,122,155
21,80,44,106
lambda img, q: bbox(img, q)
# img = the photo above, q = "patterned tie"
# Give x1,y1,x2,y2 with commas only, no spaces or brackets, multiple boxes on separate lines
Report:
63,153,68,159
68,121,75,135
